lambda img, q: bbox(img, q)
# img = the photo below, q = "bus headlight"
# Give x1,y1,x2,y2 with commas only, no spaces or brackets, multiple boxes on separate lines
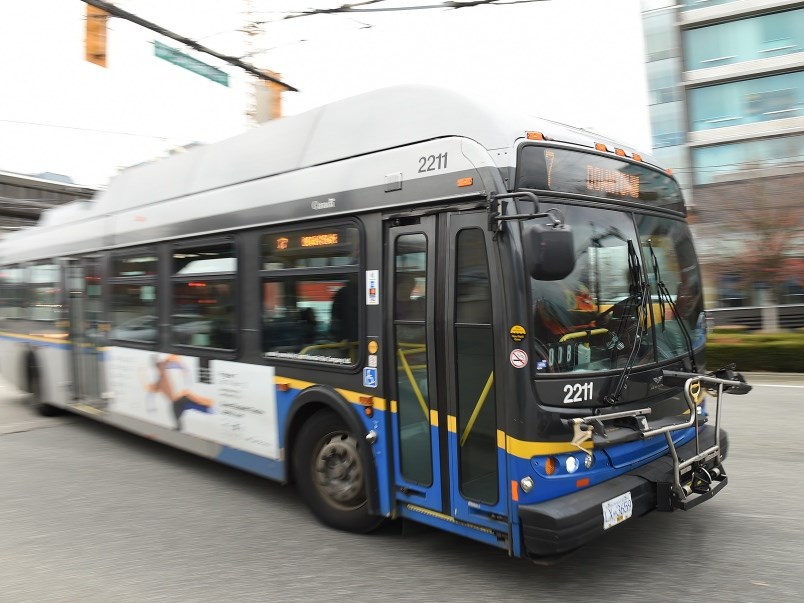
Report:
565,456,580,474
520,476,535,493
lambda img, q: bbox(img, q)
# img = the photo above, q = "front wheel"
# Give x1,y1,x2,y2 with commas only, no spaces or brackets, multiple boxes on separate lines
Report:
292,410,382,533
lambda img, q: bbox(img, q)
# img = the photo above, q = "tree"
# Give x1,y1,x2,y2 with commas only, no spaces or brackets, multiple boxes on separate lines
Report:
692,165,804,330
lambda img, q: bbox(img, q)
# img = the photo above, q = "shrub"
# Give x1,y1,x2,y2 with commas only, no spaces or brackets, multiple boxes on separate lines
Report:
706,332,804,372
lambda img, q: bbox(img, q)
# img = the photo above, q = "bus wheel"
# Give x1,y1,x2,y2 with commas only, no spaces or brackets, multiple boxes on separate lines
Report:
27,368,60,417
293,410,382,533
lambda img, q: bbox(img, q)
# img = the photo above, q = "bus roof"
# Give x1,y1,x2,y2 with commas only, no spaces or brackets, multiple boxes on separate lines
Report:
89,85,653,216
0,86,661,262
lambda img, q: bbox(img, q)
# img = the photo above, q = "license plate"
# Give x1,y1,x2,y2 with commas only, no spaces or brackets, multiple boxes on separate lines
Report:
602,492,633,530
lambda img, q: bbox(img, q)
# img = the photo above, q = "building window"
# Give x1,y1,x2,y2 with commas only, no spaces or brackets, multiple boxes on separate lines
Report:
684,9,804,70
691,133,804,185
689,71,804,131
681,0,740,12
650,101,686,149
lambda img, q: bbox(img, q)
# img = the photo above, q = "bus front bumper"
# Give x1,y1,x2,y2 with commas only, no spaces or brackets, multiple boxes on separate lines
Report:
518,426,729,559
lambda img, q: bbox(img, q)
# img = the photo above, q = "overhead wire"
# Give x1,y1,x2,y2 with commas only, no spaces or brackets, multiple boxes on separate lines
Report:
0,119,170,141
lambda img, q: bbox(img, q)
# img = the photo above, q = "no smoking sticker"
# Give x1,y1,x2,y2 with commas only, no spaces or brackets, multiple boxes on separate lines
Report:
510,349,528,369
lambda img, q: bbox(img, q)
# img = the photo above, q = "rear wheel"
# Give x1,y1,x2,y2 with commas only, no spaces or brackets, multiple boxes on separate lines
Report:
27,367,61,417
293,410,382,533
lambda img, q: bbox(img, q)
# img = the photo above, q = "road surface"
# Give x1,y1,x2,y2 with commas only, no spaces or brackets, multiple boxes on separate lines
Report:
0,375,801,602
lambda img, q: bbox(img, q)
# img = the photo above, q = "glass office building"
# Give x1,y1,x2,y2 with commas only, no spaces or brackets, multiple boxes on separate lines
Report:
642,0,804,308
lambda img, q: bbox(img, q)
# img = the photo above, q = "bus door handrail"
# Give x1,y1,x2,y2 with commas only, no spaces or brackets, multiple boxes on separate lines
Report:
459,371,495,447
397,345,429,420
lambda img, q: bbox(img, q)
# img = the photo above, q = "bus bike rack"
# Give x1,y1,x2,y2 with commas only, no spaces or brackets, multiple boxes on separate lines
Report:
567,371,750,510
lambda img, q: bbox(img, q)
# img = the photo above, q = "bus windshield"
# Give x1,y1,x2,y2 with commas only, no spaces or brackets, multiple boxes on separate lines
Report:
529,203,705,374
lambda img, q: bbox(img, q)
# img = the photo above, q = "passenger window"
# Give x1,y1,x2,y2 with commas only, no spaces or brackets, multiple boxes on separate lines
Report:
0,266,26,319
171,240,237,350
260,225,360,365
110,250,159,344
27,263,61,321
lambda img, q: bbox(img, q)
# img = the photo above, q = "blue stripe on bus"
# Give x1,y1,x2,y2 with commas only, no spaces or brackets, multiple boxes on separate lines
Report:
215,446,285,481
505,425,699,506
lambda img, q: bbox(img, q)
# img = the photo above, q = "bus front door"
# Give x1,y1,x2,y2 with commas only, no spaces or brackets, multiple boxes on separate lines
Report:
388,210,508,538
66,257,104,406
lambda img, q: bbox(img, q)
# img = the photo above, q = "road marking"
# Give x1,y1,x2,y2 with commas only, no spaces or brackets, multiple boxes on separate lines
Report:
0,420,69,435
749,384,804,389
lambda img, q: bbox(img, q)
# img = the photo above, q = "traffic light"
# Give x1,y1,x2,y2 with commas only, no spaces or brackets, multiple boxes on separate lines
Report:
85,5,109,67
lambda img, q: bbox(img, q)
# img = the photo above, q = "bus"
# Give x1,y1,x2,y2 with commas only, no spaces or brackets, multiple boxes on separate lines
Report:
0,86,750,560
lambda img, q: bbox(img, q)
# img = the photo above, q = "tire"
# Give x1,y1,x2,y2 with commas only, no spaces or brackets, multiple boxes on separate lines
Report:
27,367,61,417
292,410,382,533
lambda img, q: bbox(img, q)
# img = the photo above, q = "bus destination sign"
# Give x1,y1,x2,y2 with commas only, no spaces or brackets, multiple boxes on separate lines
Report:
516,145,683,211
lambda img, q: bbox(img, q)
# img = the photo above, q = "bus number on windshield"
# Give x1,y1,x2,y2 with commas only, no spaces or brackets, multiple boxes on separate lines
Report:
564,382,593,404
418,152,448,173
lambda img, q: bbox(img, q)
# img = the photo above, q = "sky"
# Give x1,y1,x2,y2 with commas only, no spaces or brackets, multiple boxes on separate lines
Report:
0,0,651,189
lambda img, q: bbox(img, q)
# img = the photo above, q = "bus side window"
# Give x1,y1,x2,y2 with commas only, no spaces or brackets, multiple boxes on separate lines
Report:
261,276,356,359
110,250,159,344
329,276,358,342
171,240,237,351
260,224,360,365
0,266,25,320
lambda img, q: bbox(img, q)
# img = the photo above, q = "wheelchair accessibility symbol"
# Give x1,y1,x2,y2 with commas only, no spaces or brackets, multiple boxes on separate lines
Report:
363,367,378,388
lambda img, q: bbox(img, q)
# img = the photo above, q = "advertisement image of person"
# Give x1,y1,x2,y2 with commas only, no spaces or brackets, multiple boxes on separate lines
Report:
142,354,214,430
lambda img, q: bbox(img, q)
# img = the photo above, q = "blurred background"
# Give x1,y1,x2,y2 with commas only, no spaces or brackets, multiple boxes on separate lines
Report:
1,0,802,335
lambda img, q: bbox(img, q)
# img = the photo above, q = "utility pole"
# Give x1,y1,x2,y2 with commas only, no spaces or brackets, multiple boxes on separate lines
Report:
243,0,259,123
243,0,288,124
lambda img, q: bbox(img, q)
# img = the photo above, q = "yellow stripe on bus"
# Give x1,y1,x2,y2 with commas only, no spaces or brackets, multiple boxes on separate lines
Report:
272,375,388,412
0,331,70,344
505,435,593,458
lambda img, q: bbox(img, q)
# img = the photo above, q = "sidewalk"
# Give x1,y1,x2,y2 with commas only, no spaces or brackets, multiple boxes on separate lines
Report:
742,372,804,386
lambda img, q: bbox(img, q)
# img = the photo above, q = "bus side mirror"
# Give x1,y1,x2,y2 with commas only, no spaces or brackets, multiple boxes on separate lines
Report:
523,223,575,281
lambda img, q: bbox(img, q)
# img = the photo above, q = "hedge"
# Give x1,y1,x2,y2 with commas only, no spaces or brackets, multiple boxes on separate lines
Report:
706,333,804,372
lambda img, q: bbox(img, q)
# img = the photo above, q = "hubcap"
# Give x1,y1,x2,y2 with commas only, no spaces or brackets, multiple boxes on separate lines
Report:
313,432,364,510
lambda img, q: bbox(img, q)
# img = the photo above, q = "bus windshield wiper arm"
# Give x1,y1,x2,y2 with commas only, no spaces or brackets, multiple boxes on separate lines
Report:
604,241,649,405
647,240,698,373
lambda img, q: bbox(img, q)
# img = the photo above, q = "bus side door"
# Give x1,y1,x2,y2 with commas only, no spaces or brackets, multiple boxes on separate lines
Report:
387,210,508,534
66,256,104,405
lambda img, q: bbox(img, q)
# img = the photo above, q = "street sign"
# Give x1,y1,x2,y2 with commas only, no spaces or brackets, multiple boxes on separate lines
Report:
153,41,229,87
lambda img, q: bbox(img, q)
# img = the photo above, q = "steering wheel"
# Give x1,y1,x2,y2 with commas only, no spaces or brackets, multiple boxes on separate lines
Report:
593,297,644,358
593,294,639,327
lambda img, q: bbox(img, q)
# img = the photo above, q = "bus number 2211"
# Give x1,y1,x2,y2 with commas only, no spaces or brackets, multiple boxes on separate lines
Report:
418,152,448,173
564,382,593,404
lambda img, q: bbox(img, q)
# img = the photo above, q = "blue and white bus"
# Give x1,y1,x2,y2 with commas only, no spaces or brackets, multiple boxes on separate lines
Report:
0,86,749,560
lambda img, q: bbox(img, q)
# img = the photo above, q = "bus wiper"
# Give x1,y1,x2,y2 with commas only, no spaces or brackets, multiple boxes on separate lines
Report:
647,240,698,373
604,241,649,405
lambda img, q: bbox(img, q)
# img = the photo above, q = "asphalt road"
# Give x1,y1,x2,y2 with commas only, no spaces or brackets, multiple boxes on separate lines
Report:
1,375,802,603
